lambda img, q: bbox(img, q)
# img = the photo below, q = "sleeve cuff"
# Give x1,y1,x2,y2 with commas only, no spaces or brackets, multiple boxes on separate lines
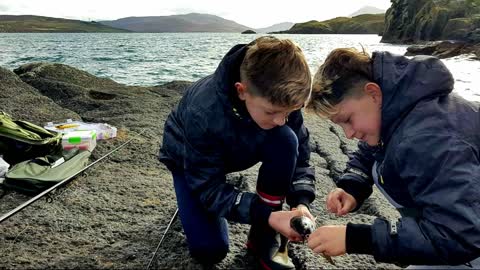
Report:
336,180,372,211
295,197,311,211
346,223,374,255
249,196,273,226
287,190,315,209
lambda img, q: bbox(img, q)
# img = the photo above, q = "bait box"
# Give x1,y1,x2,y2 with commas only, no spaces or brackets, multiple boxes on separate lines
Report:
61,130,97,152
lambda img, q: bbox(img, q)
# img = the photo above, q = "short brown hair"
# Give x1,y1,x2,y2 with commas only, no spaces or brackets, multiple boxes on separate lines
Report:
306,48,373,117
240,36,311,108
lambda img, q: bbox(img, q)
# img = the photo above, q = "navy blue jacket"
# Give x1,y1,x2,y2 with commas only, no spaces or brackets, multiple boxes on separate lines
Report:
159,43,315,226
341,52,480,265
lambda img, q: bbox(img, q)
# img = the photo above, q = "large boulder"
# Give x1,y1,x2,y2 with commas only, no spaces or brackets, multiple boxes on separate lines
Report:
11,62,183,129
0,66,79,123
405,40,480,59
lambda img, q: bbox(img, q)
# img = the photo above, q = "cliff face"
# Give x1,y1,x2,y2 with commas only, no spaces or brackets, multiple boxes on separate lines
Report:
382,0,480,43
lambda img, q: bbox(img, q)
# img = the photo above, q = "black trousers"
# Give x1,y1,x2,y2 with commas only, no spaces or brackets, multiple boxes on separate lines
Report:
172,125,299,264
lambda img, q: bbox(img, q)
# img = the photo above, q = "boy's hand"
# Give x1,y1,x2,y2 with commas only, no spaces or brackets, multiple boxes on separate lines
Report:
268,209,306,242
292,204,314,221
326,188,357,216
307,225,346,256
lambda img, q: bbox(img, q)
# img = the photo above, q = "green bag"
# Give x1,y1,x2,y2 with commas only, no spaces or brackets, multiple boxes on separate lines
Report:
0,112,62,165
4,149,91,194
0,112,91,194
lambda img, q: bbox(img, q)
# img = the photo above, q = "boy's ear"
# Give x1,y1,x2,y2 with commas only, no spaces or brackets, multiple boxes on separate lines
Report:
235,82,248,101
364,82,382,105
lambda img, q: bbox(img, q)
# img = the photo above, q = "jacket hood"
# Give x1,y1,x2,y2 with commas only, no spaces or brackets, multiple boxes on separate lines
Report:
212,44,248,109
372,51,454,143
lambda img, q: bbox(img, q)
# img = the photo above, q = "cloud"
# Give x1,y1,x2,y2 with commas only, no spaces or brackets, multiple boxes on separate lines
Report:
0,4,10,12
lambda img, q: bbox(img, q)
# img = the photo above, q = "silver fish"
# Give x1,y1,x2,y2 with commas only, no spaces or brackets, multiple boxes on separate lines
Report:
290,216,335,265
290,216,315,238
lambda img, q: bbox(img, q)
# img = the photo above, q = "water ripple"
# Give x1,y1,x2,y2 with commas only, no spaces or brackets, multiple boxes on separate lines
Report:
0,33,478,101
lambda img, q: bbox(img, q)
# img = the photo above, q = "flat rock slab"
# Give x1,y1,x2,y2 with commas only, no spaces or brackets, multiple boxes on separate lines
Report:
0,63,400,269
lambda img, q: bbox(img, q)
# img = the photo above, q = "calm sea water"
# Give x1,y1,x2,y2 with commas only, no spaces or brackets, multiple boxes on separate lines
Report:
0,33,478,101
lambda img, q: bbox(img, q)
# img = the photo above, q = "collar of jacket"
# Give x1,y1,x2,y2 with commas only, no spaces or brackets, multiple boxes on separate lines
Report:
372,51,454,146
211,43,254,123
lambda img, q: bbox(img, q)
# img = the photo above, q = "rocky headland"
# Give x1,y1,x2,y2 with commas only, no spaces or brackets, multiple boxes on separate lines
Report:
0,63,401,269
278,0,480,59
274,14,385,34
382,0,480,58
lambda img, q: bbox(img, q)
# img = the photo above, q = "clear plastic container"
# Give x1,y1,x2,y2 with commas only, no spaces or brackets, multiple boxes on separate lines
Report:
61,130,97,152
45,119,117,140
0,155,10,180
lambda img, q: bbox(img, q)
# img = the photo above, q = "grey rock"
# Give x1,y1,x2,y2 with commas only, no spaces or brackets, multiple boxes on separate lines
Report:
406,40,480,59
0,63,400,269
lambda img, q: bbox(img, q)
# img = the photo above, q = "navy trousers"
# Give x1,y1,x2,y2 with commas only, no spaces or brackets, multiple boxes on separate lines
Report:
172,125,299,264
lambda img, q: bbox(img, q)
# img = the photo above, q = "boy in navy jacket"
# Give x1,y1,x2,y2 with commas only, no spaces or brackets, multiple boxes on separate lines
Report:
160,36,316,269
306,48,480,268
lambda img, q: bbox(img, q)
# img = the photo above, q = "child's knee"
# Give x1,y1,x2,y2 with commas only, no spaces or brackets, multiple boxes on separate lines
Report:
272,126,299,153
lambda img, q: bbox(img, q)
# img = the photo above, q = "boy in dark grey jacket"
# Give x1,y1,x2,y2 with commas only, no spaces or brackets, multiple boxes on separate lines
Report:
306,48,480,267
160,37,316,269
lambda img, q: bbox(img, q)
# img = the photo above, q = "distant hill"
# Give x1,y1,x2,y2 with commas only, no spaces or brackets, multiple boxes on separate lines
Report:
100,13,250,33
349,6,385,17
0,15,129,33
255,22,294,33
277,13,385,34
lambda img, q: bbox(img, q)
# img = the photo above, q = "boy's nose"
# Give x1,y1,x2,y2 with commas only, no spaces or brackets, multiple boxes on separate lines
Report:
344,126,355,139
273,116,286,126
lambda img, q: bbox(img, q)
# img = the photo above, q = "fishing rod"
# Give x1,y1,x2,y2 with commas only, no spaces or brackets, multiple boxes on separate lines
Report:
146,208,179,270
0,129,145,224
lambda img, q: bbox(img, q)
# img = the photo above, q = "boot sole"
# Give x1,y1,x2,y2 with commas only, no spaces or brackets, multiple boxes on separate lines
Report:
245,241,295,270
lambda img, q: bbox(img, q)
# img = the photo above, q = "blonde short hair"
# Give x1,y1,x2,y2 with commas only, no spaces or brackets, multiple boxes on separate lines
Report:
306,47,373,117
240,36,312,108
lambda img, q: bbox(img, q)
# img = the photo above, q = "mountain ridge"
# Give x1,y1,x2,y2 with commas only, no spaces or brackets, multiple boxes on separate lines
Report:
0,15,129,32
100,13,250,33
256,22,294,33
349,6,386,17
0,12,386,34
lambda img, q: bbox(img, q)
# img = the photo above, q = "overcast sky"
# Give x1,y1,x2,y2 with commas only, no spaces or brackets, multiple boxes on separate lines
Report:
0,0,392,28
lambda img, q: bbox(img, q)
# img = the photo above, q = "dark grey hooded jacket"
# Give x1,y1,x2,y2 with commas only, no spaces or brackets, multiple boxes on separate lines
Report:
340,52,480,265
159,43,315,226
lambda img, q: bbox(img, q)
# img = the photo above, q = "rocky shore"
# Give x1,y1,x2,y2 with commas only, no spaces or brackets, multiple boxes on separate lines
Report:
0,63,401,269
382,0,480,59
405,40,480,59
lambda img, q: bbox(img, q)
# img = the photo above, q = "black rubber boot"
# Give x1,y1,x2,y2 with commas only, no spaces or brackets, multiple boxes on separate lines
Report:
246,223,294,270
